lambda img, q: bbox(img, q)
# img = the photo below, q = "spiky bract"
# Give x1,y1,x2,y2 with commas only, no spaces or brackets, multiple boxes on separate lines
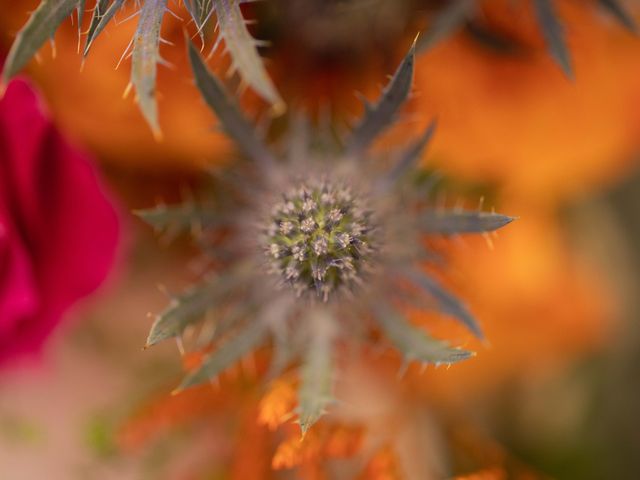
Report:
3,0,281,133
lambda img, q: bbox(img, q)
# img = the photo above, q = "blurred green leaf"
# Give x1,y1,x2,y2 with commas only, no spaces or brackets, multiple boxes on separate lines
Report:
134,201,224,239
187,39,277,168
534,0,573,78
0,416,43,445
185,0,214,38
384,120,437,187
417,0,475,51
85,414,117,459
598,0,637,32
373,301,474,365
2,0,79,83
131,0,167,137
146,270,245,347
298,310,335,435
405,269,483,339
177,320,268,390
77,0,86,33
346,39,415,155
213,0,283,109
420,210,515,235
84,0,126,57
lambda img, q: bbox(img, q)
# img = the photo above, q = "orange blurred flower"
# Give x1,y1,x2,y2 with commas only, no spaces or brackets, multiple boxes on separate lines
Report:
359,447,405,480
413,0,640,203
271,423,364,480
258,375,297,431
454,468,507,480
118,384,232,451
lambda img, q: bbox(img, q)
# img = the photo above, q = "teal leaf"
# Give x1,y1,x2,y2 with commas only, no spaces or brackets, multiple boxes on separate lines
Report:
145,270,246,347
196,300,259,348
534,0,573,78
2,0,79,83
404,269,483,339
131,0,167,137
176,319,268,390
298,310,335,435
213,0,284,110
420,210,515,235
373,301,474,365
267,324,295,380
383,120,437,187
598,0,637,32
185,0,215,38
77,0,86,35
416,0,475,52
134,202,224,238
84,0,126,57
187,39,277,169
345,39,416,155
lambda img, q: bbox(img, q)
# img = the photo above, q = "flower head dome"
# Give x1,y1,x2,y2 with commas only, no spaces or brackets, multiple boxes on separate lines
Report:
262,176,378,301
140,40,514,433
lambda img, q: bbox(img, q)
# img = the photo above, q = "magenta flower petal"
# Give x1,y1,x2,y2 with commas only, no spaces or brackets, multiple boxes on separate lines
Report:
0,78,120,364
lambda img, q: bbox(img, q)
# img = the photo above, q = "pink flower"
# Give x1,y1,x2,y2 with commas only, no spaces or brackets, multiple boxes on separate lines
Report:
0,78,120,365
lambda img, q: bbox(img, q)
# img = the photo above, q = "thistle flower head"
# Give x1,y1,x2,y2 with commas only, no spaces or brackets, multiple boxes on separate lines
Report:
263,178,376,301
139,39,515,435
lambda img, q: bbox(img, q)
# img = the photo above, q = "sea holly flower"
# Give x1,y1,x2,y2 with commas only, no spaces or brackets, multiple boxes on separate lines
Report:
139,39,514,434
